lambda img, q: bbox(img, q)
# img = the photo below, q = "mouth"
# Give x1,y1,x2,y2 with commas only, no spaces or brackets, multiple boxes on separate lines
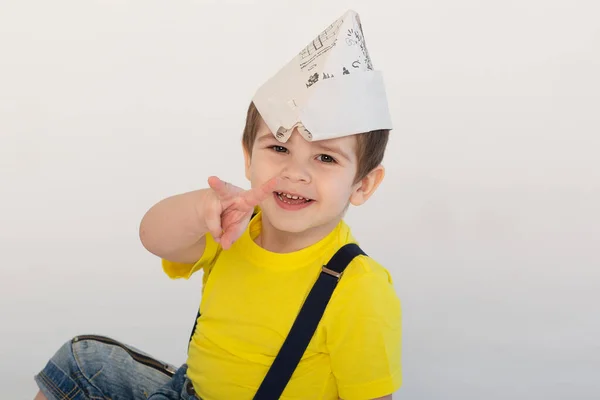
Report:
274,191,314,204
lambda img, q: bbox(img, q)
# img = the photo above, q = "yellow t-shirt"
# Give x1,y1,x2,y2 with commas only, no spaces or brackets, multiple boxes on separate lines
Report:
162,211,402,400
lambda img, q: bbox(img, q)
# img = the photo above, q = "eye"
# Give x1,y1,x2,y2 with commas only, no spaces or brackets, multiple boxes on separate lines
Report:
270,145,288,153
317,154,336,163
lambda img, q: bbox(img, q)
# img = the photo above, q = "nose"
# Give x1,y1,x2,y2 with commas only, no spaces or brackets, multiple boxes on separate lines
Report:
280,157,311,184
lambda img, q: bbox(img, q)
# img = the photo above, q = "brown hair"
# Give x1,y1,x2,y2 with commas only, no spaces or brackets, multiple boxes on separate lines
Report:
242,102,389,183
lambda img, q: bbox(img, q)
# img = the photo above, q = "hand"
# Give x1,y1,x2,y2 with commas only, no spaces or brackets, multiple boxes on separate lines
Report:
203,176,277,250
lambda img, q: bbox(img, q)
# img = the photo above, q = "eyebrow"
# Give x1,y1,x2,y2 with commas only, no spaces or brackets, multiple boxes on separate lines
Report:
257,134,276,144
316,143,352,161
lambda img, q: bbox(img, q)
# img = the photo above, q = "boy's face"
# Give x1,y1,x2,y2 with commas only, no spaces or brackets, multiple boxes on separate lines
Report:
243,117,384,236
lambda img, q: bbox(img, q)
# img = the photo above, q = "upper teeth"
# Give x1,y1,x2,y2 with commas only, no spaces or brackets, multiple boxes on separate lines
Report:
278,192,305,200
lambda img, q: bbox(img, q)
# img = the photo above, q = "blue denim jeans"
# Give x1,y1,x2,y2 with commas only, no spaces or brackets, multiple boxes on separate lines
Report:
34,334,200,400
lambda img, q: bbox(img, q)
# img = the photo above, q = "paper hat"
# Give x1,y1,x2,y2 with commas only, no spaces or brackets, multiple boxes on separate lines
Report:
252,9,393,143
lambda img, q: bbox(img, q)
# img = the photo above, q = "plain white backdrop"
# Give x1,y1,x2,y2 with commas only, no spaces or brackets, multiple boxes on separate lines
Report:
1,0,599,399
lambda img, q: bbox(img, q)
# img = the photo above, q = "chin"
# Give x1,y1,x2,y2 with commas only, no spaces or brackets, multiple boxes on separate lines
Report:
275,221,314,234
263,207,343,238
267,214,314,234
259,205,310,232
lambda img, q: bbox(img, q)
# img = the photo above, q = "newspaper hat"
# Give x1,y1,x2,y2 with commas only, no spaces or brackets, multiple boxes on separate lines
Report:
252,9,392,143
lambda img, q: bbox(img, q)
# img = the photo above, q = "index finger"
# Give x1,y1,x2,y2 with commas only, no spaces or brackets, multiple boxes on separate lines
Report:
241,177,279,207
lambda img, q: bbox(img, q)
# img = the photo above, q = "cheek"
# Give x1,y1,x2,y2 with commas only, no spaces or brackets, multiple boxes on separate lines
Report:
249,154,276,181
319,171,355,203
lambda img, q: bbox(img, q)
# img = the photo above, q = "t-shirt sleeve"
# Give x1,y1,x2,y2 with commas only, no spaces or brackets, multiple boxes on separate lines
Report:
325,266,402,400
161,232,221,282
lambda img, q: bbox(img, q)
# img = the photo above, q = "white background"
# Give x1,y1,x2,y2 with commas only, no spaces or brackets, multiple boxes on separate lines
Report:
1,1,599,399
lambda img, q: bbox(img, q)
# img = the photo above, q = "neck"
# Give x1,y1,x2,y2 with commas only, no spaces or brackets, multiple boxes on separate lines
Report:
257,216,341,254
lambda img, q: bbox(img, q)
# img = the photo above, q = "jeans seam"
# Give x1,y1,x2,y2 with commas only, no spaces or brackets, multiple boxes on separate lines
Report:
71,340,107,398
38,370,83,400
38,372,66,400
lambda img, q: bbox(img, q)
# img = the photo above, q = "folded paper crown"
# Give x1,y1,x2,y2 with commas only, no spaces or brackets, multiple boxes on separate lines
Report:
252,9,393,143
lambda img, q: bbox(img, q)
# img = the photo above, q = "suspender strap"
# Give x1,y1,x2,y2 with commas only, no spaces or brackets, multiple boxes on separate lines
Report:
188,310,201,347
252,243,366,400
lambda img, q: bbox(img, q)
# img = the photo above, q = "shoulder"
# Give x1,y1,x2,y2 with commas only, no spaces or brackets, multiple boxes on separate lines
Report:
341,251,394,286
332,220,396,287
323,230,401,321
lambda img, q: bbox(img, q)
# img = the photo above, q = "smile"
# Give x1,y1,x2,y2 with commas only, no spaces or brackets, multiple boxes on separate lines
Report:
275,191,313,203
273,191,315,211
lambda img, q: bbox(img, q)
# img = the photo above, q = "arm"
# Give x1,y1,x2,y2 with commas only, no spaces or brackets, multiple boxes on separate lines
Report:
139,176,277,263
139,188,212,264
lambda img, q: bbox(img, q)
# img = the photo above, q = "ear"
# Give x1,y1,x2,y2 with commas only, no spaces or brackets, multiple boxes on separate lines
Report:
349,164,385,206
242,143,252,181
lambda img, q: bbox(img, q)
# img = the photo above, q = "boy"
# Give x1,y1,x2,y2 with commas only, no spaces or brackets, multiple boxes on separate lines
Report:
33,9,401,400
